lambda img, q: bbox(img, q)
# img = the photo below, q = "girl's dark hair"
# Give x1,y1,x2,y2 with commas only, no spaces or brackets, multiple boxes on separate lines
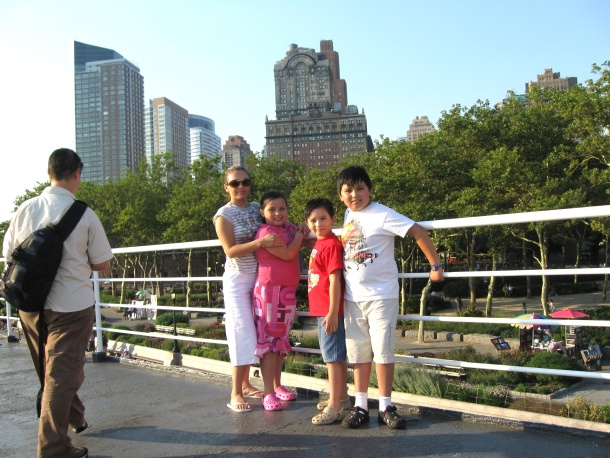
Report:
259,190,287,211
336,165,372,193
304,198,335,219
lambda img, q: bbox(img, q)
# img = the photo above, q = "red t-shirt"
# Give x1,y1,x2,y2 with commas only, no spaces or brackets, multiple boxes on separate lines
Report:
307,233,344,317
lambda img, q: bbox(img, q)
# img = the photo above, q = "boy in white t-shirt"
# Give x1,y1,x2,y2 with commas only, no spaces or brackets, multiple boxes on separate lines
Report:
337,166,444,429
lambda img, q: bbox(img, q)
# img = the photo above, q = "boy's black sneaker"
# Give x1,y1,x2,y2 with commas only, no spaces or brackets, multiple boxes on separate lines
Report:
341,406,370,429
378,405,407,429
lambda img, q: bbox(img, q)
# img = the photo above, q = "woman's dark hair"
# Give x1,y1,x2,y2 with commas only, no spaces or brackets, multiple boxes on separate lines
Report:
224,165,250,181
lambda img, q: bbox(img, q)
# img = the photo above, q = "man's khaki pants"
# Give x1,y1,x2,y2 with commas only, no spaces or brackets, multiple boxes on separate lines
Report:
20,306,93,457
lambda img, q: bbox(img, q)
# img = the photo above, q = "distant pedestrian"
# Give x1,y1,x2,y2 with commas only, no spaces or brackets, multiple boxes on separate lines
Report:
521,303,528,314
548,299,556,313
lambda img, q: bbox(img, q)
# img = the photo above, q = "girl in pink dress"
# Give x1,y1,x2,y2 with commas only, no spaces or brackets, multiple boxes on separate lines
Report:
253,191,305,411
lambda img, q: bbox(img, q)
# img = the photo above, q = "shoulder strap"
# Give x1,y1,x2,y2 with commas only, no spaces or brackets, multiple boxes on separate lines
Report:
53,200,88,241
33,199,87,417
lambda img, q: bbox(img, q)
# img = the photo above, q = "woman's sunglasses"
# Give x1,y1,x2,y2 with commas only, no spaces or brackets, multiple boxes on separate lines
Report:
226,178,251,188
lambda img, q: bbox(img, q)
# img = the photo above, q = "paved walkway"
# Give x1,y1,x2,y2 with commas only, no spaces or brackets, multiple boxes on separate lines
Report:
2,338,610,458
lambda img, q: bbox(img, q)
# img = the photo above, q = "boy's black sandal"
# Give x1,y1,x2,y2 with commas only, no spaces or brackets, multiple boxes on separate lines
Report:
378,405,407,429
341,406,370,429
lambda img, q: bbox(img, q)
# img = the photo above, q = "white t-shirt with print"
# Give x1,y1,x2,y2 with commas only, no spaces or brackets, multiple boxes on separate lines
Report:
341,202,414,301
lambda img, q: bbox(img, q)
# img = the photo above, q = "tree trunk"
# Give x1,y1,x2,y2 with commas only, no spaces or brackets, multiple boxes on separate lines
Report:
468,234,476,306
485,255,497,317
417,281,432,343
186,249,193,308
538,228,550,315
523,239,532,299
602,235,610,302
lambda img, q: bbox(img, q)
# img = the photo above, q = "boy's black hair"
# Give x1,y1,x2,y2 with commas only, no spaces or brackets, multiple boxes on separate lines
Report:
336,165,372,194
304,198,335,219
259,190,287,210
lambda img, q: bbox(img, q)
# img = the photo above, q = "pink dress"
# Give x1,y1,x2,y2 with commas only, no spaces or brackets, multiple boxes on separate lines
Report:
253,222,300,357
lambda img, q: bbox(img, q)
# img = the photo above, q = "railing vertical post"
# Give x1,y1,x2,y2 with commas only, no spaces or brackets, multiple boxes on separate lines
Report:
4,300,19,342
92,271,107,361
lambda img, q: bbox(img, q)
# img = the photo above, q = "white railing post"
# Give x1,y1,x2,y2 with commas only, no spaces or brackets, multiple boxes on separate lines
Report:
92,271,106,361
3,299,20,343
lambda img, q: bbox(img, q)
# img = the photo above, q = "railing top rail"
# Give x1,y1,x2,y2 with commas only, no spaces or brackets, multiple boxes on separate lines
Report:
418,205,610,230
102,205,610,255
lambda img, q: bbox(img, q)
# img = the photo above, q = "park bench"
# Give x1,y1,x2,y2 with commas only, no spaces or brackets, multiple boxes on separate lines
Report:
421,363,466,380
154,325,195,336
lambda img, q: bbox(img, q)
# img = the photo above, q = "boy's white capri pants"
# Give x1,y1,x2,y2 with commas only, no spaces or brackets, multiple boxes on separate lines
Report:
344,298,398,364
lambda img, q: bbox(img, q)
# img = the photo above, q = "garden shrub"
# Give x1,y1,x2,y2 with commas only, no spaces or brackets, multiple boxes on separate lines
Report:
194,324,227,340
189,344,230,361
442,279,469,299
388,366,446,398
527,351,582,384
560,397,608,423
601,405,610,423
155,312,189,326
161,338,182,352
104,325,131,340
284,354,318,377
116,335,146,345
444,382,510,407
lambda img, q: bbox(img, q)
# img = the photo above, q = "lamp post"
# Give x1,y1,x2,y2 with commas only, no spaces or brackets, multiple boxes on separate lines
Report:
170,291,180,353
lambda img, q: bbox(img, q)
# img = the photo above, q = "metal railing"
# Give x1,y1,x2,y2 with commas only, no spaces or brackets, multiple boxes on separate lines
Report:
3,204,610,382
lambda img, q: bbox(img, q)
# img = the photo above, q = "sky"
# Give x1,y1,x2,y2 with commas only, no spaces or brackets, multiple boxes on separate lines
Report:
0,0,608,223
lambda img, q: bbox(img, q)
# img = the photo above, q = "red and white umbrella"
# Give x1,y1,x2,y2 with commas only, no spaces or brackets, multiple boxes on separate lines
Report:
549,309,589,319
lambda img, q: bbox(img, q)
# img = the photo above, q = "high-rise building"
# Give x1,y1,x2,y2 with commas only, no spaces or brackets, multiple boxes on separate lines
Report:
265,40,372,168
222,135,251,167
74,41,145,184
526,68,577,93
406,116,436,142
189,114,221,164
144,97,190,170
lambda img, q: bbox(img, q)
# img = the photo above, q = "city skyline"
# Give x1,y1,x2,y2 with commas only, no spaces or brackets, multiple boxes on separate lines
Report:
0,0,608,222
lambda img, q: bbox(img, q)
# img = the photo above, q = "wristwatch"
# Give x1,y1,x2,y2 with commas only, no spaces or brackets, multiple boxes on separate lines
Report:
430,264,444,271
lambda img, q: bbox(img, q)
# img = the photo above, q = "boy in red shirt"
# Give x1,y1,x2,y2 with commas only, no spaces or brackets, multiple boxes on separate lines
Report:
305,198,350,425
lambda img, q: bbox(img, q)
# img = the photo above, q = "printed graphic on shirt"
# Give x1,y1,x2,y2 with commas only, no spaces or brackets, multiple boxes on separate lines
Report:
341,219,378,270
308,248,319,292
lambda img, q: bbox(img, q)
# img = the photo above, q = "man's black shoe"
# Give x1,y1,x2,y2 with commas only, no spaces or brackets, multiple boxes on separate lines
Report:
72,421,88,434
73,447,88,458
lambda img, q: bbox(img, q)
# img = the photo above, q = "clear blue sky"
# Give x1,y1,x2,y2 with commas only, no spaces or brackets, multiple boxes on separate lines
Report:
1,0,608,223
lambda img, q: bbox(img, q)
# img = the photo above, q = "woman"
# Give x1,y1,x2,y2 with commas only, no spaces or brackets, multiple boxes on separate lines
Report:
214,166,284,412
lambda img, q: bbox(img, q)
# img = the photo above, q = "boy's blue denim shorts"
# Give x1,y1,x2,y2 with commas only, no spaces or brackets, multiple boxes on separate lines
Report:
317,316,347,363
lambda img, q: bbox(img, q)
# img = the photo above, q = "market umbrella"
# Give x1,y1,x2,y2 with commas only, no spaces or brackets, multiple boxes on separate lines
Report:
512,313,552,329
135,290,152,297
549,308,590,319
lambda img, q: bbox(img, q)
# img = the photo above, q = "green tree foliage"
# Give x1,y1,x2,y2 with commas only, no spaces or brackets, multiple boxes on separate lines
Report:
3,62,609,317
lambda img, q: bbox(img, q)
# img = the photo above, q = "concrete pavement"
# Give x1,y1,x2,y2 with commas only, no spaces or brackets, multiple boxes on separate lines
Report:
2,337,610,458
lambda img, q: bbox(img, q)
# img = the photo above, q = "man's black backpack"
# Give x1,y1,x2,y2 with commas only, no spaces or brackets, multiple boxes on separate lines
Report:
0,200,88,313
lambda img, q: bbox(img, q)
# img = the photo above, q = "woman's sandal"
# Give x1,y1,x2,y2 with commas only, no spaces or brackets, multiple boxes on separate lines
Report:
317,395,351,411
227,401,252,413
312,406,346,425
275,385,297,401
263,393,283,411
